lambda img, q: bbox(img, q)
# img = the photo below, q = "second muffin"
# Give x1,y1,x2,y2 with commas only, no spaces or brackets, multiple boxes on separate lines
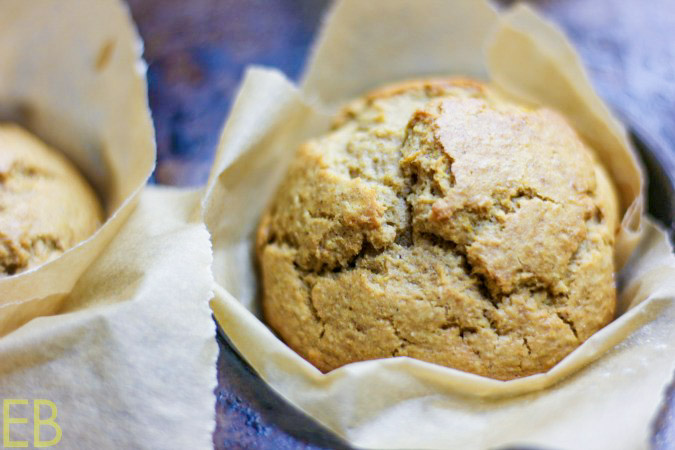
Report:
257,78,619,380
0,124,103,276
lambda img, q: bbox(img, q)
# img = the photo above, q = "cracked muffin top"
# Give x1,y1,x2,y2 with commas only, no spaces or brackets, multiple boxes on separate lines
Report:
256,78,619,380
0,123,103,276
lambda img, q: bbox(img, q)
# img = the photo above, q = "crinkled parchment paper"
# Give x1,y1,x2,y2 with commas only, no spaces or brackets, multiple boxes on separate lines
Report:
205,0,675,449
0,0,155,335
0,0,217,448
0,187,216,449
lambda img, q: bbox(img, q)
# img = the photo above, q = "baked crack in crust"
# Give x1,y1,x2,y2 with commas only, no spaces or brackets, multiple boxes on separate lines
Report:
257,79,619,380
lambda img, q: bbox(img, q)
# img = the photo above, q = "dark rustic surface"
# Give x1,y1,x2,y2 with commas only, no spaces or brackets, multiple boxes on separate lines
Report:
126,0,329,186
125,0,675,448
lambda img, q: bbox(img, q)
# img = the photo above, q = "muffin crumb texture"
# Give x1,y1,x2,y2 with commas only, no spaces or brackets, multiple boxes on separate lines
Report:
257,79,619,380
0,124,103,276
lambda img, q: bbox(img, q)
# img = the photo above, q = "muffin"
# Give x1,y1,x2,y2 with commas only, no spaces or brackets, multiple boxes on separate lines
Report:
256,78,619,380
0,123,103,275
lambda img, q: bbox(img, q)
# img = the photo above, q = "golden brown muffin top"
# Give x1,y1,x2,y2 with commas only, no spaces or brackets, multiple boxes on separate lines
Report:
0,124,103,275
258,79,619,380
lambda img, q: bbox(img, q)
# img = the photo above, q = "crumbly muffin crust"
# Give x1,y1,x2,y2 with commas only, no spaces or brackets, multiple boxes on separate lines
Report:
257,78,619,380
0,124,103,275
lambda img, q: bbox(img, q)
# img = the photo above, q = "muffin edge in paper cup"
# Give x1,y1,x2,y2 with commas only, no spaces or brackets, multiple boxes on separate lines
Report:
204,1,675,448
0,0,155,335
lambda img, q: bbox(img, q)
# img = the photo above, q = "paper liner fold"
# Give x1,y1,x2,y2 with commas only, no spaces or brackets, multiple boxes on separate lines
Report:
0,2,217,447
0,0,155,335
205,1,675,448
0,187,218,449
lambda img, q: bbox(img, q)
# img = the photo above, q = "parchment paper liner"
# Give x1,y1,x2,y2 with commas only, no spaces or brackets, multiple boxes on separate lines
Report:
0,0,155,336
0,187,217,449
205,1,675,448
0,1,218,447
